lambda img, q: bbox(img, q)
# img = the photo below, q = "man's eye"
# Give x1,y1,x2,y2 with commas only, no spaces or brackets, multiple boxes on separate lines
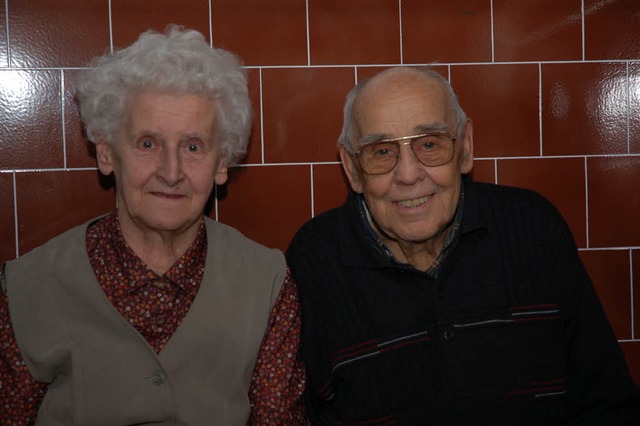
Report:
139,139,154,149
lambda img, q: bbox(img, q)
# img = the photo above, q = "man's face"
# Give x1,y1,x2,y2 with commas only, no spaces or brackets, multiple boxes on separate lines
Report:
96,92,228,240
341,71,473,252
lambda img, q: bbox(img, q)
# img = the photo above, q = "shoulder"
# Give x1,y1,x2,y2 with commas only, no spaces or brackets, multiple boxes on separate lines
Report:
204,216,285,267
287,203,343,258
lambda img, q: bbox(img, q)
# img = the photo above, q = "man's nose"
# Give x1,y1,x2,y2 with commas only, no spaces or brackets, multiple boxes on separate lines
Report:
393,143,424,184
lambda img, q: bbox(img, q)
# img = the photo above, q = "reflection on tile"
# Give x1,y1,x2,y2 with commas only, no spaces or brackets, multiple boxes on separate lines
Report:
0,173,16,264
16,170,115,255
0,70,64,170
402,0,492,64
451,64,540,157
542,62,628,156
111,0,210,48
64,70,96,169
312,163,348,216
261,67,355,163
579,249,631,340
470,159,495,184
211,0,307,66
9,0,109,67
216,165,311,252
493,0,581,62
245,69,263,165
587,157,640,247
630,62,640,154
308,0,400,65
498,157,586,247
585,0,640,60
620,342,640,386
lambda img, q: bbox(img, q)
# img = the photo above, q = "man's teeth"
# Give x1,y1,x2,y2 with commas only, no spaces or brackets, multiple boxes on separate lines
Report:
398,196,429,208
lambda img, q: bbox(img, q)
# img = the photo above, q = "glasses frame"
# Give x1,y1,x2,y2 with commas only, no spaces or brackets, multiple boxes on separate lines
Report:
354,131,457,175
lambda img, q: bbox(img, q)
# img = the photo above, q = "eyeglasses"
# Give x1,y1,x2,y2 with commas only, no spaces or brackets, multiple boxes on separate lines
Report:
355,131,457,175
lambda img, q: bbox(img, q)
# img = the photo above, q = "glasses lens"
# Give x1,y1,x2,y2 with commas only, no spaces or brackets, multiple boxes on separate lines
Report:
411,133,453,167
360,141,399,174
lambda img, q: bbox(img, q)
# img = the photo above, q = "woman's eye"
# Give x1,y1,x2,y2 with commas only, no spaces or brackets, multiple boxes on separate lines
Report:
138,139,154,149
187,143,201,152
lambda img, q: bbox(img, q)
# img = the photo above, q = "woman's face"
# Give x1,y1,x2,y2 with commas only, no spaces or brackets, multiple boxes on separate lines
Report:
96,92,228,241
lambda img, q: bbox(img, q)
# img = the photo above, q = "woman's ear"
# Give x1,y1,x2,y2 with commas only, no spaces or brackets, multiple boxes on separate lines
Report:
96,142,114,176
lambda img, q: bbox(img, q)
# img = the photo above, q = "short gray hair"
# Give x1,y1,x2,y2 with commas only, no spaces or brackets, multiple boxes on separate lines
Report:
76,25,251,166
338,67,468,153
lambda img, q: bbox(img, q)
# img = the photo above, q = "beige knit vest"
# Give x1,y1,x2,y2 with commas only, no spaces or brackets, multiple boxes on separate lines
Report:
4,217,286,425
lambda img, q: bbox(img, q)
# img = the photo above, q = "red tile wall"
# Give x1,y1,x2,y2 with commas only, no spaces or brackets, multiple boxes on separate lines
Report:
1,0,638,382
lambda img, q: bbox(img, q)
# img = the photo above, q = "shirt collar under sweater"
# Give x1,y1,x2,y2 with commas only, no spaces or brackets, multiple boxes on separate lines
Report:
85,211,207,297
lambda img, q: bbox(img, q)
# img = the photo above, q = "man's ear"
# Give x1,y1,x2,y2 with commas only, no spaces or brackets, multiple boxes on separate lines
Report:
459,118,474,174
96,141,114,176
339,144,363,194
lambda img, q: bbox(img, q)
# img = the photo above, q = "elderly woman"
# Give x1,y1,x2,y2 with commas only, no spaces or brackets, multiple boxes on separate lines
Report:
0,26,306,425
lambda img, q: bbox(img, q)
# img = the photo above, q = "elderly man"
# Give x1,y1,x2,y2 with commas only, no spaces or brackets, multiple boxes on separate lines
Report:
286,67,640,425
0,26,306,425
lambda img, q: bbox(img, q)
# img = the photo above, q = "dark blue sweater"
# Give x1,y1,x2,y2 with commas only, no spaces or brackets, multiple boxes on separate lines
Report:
287,178,640,425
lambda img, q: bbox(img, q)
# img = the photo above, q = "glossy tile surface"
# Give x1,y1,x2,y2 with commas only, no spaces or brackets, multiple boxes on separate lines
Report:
245,68,263,165
0,173,16,265
587,157,640,247
542,63,629,156
261,67,354,163
402,0,492,64
111,0,210,48
451,64,540,158
579,249,632,340
8,0,109,67
630,62,640,154
493,0,581,62
470,160,495,184
585,0,640,60
308,0,400,65
64,69,95,169
312,163,348,216
16,170,115,255
217,165,311,252
0,70,63,169
211,0,307,66
497,157,586,247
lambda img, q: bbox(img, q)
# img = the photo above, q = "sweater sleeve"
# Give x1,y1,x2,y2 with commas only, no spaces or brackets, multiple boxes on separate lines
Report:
247,269,309,425
0,271,47,425
544,205,640,424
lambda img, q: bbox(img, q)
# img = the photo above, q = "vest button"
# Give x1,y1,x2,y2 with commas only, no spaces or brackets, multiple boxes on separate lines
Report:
150,370,166,385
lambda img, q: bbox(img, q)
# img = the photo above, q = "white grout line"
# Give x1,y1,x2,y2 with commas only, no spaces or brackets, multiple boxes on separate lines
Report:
208,0,213,46
490,0,495,63
310,164,315,217
630,249,635,339
493,159,498,184
398,0,403,65
581,0,586,61
538,63,543,156
4,0,9,67
259,68,265,164
12,171,18,258
60,69,67,169
305,0,311,66
108,0,113,53
584,157,590,248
